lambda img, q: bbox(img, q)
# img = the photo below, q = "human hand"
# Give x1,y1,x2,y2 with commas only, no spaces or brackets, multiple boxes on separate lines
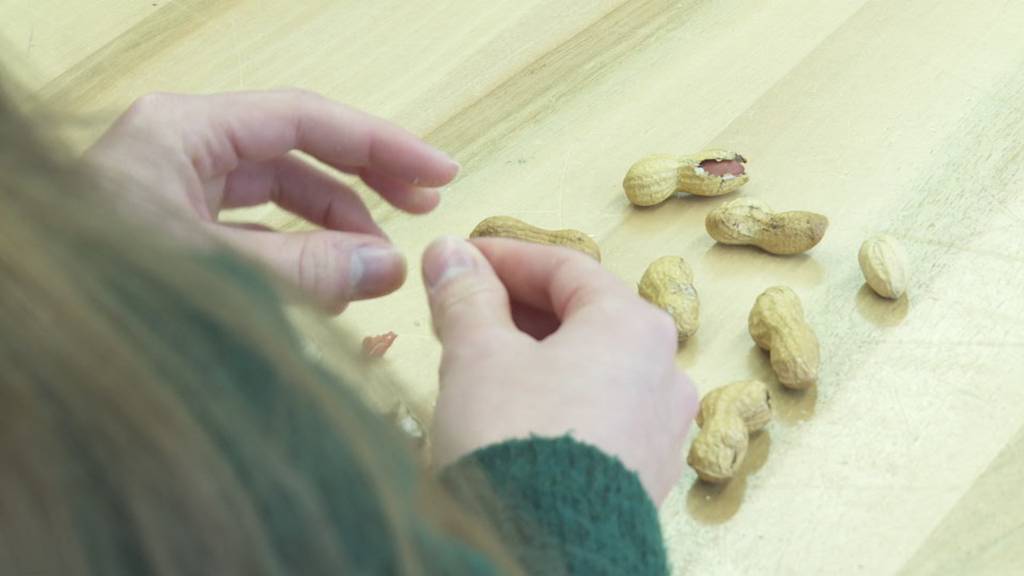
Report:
423,237,698,505
86,90,459,313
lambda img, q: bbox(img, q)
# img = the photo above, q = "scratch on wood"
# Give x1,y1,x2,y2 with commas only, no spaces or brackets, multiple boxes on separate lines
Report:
421,0,700,170
40,0,243,110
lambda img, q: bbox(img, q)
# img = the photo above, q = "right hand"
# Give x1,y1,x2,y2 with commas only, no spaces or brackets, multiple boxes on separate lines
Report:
423,237,698,505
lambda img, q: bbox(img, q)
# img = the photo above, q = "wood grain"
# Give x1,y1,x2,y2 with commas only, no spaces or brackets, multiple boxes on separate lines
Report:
3,1,1023,574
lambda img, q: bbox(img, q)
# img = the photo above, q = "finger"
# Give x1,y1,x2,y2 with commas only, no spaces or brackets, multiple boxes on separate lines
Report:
208,226,406,313
193,90,460,187
472,238,678,351
655,372,698,504
221,222,275,232
510,300,560,340
221,155,385,237
358,167,441,214
421,236,516,346
677,372,699,426
469,238,635,321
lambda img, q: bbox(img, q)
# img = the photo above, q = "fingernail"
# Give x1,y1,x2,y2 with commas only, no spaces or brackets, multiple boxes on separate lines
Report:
438,150,461,173
351,244,405,298
423,236,477,289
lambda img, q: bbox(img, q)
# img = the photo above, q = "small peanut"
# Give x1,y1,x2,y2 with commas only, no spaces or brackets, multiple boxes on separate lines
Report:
687,379,772,484
859,234,909,299
638,256,699,342
748,287,820,389
470,216,601,261
705,198,828,255
623,149,748,206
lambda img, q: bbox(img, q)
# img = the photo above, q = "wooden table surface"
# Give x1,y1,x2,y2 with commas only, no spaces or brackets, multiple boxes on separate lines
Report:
4,1,1023,574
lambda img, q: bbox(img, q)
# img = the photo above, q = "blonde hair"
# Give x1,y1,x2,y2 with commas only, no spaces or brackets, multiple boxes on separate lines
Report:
0,74,521,574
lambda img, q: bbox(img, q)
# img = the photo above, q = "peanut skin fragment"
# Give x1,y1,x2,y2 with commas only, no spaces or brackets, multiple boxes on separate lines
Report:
362,331,398,358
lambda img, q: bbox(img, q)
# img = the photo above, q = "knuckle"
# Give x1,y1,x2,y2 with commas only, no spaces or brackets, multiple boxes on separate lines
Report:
278,87,324,106
296,236,349,311
440,329,503,364
587,298,633,323
561,251,606,280
124,92,174,122
436,279,504,317
431,278,511,346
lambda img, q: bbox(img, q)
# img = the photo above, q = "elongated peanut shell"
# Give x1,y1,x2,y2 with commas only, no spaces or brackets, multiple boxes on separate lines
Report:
470,216,601,261
748,287,820,389
688,380,772,483
623,150,748,206
638,256,699,342
705,198,828,255
859,234,908,299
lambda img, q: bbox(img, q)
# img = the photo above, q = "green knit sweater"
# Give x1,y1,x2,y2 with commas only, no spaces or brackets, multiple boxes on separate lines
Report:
442,437,669,574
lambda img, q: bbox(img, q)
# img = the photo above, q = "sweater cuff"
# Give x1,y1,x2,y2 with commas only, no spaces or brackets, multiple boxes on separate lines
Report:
439,436,668,575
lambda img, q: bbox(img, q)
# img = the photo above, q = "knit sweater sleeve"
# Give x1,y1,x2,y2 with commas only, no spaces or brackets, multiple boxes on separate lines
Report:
439,436,669,575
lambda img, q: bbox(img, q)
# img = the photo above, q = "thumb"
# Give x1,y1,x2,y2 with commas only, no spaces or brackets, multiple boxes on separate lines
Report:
209,225,406,313
422,236,515,344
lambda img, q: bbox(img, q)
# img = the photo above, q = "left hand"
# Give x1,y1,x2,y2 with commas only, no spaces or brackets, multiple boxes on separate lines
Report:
86,89,460,313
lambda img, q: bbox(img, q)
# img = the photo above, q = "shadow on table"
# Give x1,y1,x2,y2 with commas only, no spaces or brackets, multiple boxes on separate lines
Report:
699,243,827,288
854,284,910,327
675,332,701,370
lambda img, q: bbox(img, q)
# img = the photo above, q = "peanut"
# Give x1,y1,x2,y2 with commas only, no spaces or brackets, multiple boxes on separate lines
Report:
687,380,772,484
623,149,748,206
748,287,820,389
638,256,699,342
859,234,909,299
705,198,828,255
470,216,601,261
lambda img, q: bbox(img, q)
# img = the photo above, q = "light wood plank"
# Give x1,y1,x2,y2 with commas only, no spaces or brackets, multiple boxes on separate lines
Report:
900,422,1024,575
3,1,1023,574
